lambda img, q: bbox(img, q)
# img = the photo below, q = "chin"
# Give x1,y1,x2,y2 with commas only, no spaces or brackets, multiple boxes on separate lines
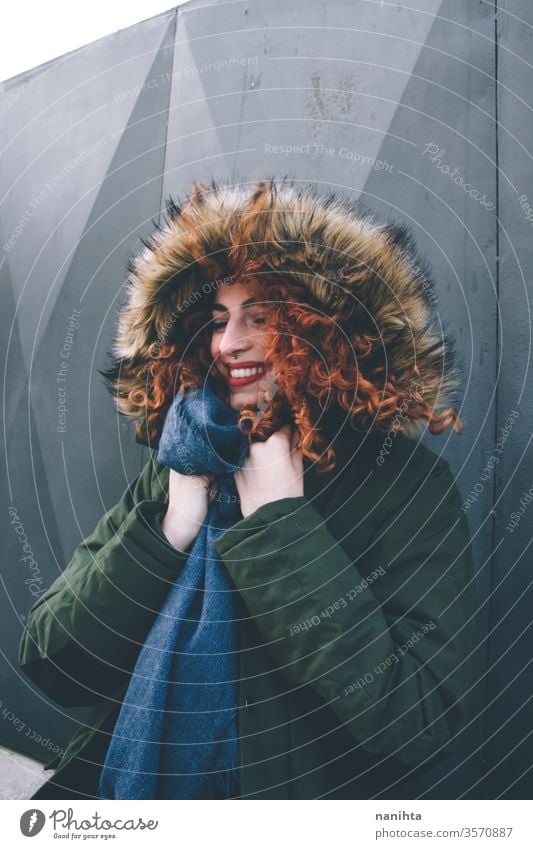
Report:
229,391,259,411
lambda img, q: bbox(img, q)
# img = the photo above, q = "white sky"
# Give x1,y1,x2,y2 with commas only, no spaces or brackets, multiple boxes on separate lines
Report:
1,0,191,84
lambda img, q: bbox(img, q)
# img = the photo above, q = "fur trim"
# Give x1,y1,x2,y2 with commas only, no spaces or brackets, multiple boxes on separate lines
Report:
100,178,460,443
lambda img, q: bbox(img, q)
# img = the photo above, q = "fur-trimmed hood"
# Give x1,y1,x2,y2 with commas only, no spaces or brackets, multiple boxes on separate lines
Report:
101,178,460,446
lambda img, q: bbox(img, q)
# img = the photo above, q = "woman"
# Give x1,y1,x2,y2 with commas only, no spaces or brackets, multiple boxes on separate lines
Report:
19,179,476,799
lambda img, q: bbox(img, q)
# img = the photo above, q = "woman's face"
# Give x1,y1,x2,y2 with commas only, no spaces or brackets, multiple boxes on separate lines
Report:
209,281,273,411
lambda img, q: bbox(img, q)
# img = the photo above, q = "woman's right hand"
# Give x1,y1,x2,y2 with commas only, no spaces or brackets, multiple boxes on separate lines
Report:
160,469,213,552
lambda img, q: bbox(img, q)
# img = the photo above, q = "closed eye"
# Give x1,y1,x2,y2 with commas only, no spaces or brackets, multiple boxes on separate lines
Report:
211,316,267,331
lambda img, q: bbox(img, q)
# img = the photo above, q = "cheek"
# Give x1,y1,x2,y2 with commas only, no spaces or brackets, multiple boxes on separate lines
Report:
258,330,271,356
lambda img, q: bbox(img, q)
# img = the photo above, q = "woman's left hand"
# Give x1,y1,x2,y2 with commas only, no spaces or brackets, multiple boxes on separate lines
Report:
234,425,304,518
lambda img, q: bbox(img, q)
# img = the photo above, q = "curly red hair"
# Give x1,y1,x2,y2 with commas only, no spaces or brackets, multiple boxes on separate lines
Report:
129,182,462,472
138,277,461,475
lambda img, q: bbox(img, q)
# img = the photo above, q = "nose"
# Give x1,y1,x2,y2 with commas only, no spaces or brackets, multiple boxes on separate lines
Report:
217,316,253,358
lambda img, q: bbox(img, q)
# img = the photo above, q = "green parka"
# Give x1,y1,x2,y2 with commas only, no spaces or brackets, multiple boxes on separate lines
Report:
20,428,476,799
19,180,477,798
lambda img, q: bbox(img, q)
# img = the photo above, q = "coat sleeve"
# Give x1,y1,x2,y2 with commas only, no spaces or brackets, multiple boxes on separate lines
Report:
19,454,189,707
213,458,477,767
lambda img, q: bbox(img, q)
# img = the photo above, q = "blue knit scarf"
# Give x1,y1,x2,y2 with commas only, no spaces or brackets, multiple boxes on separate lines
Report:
98,378,249,799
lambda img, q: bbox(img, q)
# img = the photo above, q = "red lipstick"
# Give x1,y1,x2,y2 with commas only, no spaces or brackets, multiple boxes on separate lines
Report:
225,362,266,388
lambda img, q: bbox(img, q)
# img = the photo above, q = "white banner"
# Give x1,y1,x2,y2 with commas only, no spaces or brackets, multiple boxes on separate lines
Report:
2,799,529,848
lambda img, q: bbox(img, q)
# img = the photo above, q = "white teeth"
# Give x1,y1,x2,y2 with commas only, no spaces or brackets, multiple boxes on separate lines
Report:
230,367,264,378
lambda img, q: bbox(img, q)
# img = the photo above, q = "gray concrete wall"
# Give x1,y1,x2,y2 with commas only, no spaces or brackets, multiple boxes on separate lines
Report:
0,0,530,799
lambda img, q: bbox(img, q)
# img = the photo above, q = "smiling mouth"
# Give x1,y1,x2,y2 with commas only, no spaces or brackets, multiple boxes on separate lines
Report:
226,365,266,388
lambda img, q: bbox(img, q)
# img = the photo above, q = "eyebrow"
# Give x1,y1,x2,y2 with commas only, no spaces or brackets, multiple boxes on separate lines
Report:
211,297,262,313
